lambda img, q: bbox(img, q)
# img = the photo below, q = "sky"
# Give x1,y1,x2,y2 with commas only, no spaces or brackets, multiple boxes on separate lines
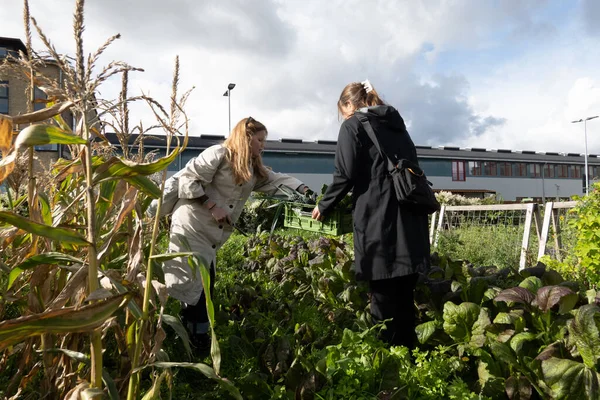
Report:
2,0,600,154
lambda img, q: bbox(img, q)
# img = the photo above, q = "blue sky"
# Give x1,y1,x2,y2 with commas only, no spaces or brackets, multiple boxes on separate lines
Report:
2,0,600,154
429,1,574,77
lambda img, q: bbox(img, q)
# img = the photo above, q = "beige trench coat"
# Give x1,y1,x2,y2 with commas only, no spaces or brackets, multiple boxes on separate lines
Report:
163,144,304,305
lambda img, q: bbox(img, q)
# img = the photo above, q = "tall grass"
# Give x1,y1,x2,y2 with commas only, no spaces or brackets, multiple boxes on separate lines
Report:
435,225,533,269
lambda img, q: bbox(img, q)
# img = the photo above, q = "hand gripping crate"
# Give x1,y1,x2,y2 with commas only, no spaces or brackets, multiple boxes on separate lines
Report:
283,202,353,235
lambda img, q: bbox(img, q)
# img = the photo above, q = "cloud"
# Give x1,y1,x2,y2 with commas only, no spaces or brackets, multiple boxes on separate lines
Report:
1,0,597,155
85,0,296,57
388,73,506,145
565,78,600,121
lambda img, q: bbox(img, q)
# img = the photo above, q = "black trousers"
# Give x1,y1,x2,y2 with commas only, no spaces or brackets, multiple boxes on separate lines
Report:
369,273,418,348
181,265,215,327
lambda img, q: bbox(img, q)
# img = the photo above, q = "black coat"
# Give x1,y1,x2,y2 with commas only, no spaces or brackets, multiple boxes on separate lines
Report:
318,105,431,281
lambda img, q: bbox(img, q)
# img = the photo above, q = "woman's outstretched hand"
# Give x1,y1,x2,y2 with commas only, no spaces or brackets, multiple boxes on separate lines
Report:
312,206,323,221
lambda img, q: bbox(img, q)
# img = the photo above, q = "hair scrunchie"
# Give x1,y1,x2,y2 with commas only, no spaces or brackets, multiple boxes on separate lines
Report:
361,79,373,93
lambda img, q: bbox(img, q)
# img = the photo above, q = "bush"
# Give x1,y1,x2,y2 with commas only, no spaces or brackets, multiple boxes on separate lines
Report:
545,182,600,289
435,191,499,206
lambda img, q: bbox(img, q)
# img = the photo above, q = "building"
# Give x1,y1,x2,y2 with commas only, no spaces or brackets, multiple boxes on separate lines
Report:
4,36,597,202
97,133,599,202
0,36,75,169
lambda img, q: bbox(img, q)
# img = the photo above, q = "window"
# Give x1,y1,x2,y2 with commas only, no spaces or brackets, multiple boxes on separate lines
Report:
544,164,555,178
263,153,335,174
468,161,482,176
588,166,598,179
0,80,8,114
34,86,47,112
571,165,581,178
419,159,450,177
529,164,541,178
499,162,512,176
452,160,466,181
484,161,497,176
34,143,58,151
515,163,527,177
557,165,568,178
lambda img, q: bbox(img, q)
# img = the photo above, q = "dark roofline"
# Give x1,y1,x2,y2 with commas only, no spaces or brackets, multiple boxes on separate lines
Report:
0,37,27,54
100,133,600,165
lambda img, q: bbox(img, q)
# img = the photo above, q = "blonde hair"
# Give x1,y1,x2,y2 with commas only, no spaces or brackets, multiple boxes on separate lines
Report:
337,81,386,118
223,117,269,185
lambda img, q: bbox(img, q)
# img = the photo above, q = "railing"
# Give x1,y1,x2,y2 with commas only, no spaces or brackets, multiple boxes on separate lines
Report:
430,201,578,270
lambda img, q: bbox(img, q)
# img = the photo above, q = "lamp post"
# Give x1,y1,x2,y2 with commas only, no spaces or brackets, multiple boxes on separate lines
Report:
223,83,236,134
571,115,598,195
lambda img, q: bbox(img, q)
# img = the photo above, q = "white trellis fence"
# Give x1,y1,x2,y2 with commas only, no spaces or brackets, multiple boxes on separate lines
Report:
536,201,578,262
430,201,579,270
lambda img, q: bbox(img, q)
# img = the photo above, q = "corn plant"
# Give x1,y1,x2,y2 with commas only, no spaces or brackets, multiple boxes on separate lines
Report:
0,1,241,399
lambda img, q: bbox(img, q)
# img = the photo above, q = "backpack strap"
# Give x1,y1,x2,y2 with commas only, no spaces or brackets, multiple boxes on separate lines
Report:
355,111,396,171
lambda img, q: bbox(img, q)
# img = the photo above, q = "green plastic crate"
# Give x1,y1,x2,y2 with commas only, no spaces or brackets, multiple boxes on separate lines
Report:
283,202,353,235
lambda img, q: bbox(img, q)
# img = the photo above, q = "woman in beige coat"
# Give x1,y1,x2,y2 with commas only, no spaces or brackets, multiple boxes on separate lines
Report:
163,117,311,349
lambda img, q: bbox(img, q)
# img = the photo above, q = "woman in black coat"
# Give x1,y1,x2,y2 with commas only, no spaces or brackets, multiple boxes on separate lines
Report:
312,80,431,348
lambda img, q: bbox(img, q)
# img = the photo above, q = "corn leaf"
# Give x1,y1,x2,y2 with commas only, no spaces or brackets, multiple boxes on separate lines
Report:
45,100,78,135
0,155,16,184
81,389,106,400
197,259,221,375
150,252,194,263
8,252,83,289
138,362,242,400
48,348,119,400
124,175,161,198
141,370,169,400
161,314,192,359
99,271,143,319
38,192,53,226
11,101,74,125
93,147,181,184
0,294,130,350
0,117,12,155
0,117,15,184
15,124,86,148
110,186,138,235
95,180,118,228
0,211,89,246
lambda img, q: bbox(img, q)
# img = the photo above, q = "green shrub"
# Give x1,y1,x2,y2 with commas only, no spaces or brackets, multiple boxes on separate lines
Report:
542,182,600,289
569,183,600,288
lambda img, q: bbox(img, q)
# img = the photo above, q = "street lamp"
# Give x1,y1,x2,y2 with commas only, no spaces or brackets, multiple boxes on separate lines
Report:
571,115,599,195
223,83,236,134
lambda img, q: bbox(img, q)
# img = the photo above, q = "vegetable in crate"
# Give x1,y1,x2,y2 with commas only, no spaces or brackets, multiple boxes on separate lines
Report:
274,184,316,204
317,184,352,211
